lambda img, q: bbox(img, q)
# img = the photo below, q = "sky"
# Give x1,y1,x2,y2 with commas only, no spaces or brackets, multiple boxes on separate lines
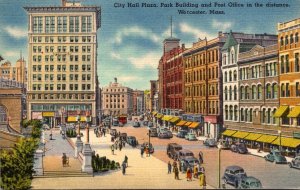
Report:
0,0,300,90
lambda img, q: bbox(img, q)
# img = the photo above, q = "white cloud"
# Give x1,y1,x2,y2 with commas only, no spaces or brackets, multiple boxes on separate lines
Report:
127,52,160,69
179,22,214,40
3,51,20,57
4,26,27,39
110,52,121,60
114,25,160,45
212,19,233,31
118,76,139,82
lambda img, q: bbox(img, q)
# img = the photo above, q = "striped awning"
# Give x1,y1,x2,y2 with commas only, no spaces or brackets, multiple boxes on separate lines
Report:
67,116,86,122
169,117,180,123
188,122,200,129
271,137,300,148
256,135,278,143
287,106,300,118
232,131,250,139
184,121,192,126
273,106,289,118
162,115,170,121
152,111,158,116
222,129,237,137
176,120,187,126
244,133,262,141
156,113,164,119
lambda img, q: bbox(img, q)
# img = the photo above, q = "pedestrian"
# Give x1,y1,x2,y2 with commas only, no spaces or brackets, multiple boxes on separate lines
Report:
257,143,261,153
199,166,205,175
145,146,149,156
124,155,128,167
122,161,126,175
172,161,177,173
111,144,114,155
198,151,203,164
103,128,106,137
140,147,144,157
193,164,199,178
122,140,126,147
114,141,118,150
199,172,206,189
119,141,123,151
168,161,172,174
174,165,179,180
186,167,192,181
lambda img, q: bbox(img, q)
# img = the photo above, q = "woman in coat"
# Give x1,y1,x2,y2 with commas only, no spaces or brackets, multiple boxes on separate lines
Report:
186,167,192,181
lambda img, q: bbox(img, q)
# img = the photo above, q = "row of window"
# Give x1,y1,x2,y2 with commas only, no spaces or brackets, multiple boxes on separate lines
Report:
32,64,91,72
185,49,219,68
166,84,183,95
239,83,278,100
105,104,125,109
104,94,125,98
185,100,219,114
279,33,299,46
165,72,182,83
32,83,92,91
30,93,93,100
32,74,91,81
104,88,127,92
33,45,92,53
105,99,125,102
280,53,300,73
32,36,93,43
165,58,182,70
185,67,219,83
31,104,91,111
33,55,92,62
281,82,300,97
33,16,92,33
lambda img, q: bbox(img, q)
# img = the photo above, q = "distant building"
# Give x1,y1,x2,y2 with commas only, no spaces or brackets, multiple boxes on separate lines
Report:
0,57,27,86
133,90,144,115
144,90,151,112
102,78,133,116
150,80,159,111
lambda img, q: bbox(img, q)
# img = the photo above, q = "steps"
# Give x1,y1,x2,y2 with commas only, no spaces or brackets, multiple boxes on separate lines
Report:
34,170,93,178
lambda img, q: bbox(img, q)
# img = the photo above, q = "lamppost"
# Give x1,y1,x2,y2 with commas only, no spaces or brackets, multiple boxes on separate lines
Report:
217,143,222,189
74,109,83,158
76,109,81,137
147,129,151,157
60,106,65,126
278,130,282,152
82,109,93,174
85,110,91,143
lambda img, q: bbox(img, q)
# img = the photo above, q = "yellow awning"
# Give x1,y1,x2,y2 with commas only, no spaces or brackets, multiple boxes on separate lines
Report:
273,106,289,117
188,122,200,128
176,120,187,126
170,117,180,123
287,106,300,118
222,129,237,137
271,137,300,148
156,113,163,119
184,121,192,126
244,133,262,141
256,135,278,143
152,111,158,116
162,115,169,121
67,116,86,122
232,131,250,139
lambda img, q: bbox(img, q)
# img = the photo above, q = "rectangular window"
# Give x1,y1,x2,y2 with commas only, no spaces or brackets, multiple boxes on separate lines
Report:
57,16,67,33
280,56,284,74
296,82,300,97
33,16,43,33
286,55,289,73
295,53,299,72
286,83,290,97
45,16,55,33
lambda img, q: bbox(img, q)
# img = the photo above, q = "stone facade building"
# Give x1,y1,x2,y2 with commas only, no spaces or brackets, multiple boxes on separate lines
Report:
0,58,27,85
24,1,101,125
150,80,159,111
102,78,133,116
132,90,144,115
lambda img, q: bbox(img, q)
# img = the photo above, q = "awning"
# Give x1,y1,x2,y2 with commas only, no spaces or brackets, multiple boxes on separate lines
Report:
176,120,187,126
256,135,278,143
271,137,300,148
184,121,192,126
161,115,170,121
67,116,86,122
222,129,237,137
188,122,200,128
169,117,180,123
287,106,300,118
244,133,262,141
232,131,250,139
156,113,163,119
152,111,158,116
273,105,289,117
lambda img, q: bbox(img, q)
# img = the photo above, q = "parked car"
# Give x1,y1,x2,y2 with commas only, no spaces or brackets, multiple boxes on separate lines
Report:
231,143,248,154
218,139,231,150
133,121,140,128
167,143,183,159
239,176,262,189
179,157,200,173
203,138,217,147
264,150,287,164
176,130,188,138
118,122,124,127
158,127,169,134
141,142,154,153
185,133,197,141
175,149,195,161
126,136,138,147
110,129,117,136
222,165,247,188
158,131,173,139
288,156,300,169
147,122,154,128
119,133,127,141
143,120,149,126
149,127,158,137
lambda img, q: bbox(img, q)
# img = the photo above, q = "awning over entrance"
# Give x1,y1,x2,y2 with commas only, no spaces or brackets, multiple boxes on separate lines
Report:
169,117,180,123
152,111,158,116
273,105,289,118
222,129,237,137
256,134,278,143
162,115,170,121
244,133,262,141
188,122,199,129
232,131,249,139
271,137,300,148
67,116,86,122
176,120,187,126
156,113,163,119
184,121,192,126
287,106,300,118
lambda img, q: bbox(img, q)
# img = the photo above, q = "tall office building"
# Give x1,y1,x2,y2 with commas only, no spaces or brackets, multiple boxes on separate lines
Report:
24,0,101,125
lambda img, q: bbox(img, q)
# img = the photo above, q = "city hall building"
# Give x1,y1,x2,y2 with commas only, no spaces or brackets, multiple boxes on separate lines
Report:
24,0,101,125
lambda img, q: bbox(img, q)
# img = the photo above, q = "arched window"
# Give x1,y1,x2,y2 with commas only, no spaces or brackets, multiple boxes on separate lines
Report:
280,36,284,46
229,86,232,100
261,108,266,123
234,105,238,121
266,84,271,99
257,85,262,99
229,70,232,81
290,34,294,44
225,105,228,120
0,105,7,122
224,71,228,82
272,108,277,124
267,108,271,124
249,108,253,122
240,108,244,121
229,105,233,120
272,83,278,99
233,70,237,81
245,86,249,99
224,87,228,100
231,49,235,64
285,35,289,45
245,108,248,122
252,85,257,99
240,86,245,100
223,54,227,65
281,83,285,97
296,33,299,43
212,68,215,79
234,85,237,100
208,68,211,79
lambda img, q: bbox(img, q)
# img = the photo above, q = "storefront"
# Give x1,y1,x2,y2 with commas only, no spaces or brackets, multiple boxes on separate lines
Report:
204,115,221,139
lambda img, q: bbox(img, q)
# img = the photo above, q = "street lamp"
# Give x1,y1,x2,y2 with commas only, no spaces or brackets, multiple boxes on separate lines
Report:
278,130,282,152
76,109,81,138
85,110,91,144
217,143,222,189
60,106,65,126
147,129,151,157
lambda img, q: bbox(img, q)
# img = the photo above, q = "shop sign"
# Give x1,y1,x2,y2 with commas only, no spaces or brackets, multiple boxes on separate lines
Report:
204,116,218,123
32,112,42,120
42,112,55,117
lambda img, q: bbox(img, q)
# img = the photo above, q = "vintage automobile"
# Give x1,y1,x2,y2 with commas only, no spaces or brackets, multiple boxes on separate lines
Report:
133,121,141,128
126,136,138,147
167,143,183,159
158,127,169,134
231,142,248,154
288,156,300,169
264,150,287,164
110,129,117,136
141,142,154,153
185,133,197,141
143,120,149,126
179,157,200,173
222,165,247,188
218,139,231,150
149,127,158,137
203,138,217,147
147,122,154,128
176,130,188,138
175,149,195,161
239,176,262,189
158,131,173,139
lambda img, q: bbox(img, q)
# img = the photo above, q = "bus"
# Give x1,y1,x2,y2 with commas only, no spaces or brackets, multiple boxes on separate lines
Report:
118,115,127,125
